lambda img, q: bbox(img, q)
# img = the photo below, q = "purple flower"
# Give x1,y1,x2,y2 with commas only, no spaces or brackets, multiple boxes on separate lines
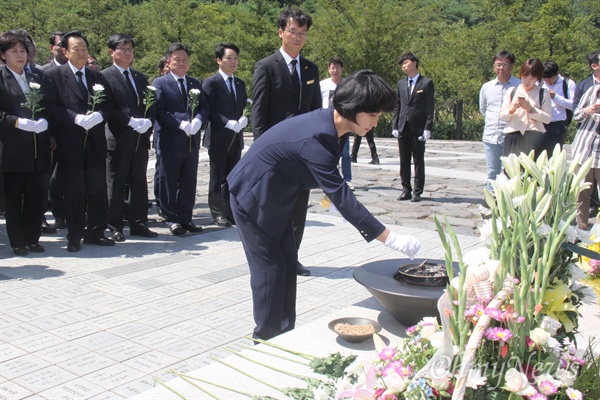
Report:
515,316,526,323
484,327,512,342
406,325,418,335
537,380,558,395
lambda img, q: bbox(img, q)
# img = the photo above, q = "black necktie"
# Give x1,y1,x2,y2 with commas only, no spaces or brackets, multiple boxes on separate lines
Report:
290,59,301,103
228,76,236,103
75,71,89,100
123,70,138,103
178,78,187,107
408,79,413,98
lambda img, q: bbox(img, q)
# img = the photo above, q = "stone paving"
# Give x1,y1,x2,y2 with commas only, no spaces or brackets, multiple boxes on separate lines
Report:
0,136,597,399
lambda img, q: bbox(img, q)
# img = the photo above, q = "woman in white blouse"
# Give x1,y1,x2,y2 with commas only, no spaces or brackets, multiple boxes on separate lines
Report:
500,58,552,159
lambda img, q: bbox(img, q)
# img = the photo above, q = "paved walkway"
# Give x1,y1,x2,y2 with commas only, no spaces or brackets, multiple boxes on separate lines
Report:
0,137,597,399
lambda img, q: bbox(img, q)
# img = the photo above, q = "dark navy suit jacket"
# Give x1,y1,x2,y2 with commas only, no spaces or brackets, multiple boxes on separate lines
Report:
227,108,385,241
202,72,247,151
392,75,435,136
152,73,208,153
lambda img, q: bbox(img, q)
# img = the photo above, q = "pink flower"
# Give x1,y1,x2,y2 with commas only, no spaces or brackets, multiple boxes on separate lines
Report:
484,308,503,321
378,393,398,400
379,348,396,361
400,365,413,378
537,380,558,395
515,316,526,323
465,303,484,318
530,393,548,400
565,388,583,400
382,360,403,376
406,325,417,335
484,327,513,342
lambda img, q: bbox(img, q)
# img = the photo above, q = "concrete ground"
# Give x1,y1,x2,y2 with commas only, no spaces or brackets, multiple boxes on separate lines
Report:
1,136,597,399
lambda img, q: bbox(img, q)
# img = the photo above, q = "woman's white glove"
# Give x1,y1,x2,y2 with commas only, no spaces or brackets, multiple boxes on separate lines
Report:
384,231,420,259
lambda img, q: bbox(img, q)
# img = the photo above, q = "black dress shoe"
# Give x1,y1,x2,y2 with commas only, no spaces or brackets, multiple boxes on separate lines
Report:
296,262,311,276
83,236,116,246
369,155,380,165
67,242,81,253
182,223,203,233
26,244,45,253
397,191,412,201
13,247,28,256
109,231,126,242
169,223,187,236
411,194,421,202
214,216,232,227
54,217,67,229
130,225,158,238
42,222,58,234
350,156,357,163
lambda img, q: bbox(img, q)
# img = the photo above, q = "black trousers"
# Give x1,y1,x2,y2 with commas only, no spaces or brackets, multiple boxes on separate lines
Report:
398,130,426,195
231,195,297,340
47,152,65,220
503,130,546,160
208,144,242,220
106,148,149,231
3,171,45,248
351,131,378,158
58,153,108,243
158,148,198,225
541,121,566,156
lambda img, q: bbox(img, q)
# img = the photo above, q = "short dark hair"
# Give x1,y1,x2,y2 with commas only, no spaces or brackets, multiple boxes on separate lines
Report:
333,70,397,123
49,31,64,46
0,31,29,57
328,56,343,68
61,30,89,50
215,43,239,59
157,56,167,71
586,50,600,67
542,60,559,78
107,33,135,50
519,58,544,80
10,29,34,47
277,7,313,31
398,52,419,69
493,50,515,65
166,42,189,59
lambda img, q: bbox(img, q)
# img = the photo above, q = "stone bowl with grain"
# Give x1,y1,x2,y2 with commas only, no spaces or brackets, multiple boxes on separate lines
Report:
328,317,382,343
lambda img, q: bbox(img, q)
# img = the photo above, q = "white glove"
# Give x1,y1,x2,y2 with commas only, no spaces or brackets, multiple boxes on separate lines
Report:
329,203,347,224
392,129,399,138
86,112,103,129
34,118,48,133
74,114,89,129
17,118,37,132
238,116,248,131
134,118,152,134
128,117,144,129
190,117,202,136
179,120,192,136
419,130,431,142
225,119,240,133
384,231,420,260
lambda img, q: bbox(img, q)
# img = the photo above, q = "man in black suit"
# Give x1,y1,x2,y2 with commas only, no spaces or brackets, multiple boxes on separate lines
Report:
392,52,435,203
573,50,599,111
40,31,67,72
43,30,114,252
202,43,248,227
252,7,321,276
102,33,157,242
153,42,209,236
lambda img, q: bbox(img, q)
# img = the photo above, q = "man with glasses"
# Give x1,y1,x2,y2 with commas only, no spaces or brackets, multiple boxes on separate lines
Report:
102,33,157,242
479,50,520,192
251,7,321,276
40,31,67,72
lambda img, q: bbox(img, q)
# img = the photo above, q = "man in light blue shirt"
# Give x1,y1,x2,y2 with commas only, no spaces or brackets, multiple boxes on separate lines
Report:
479,50,520,192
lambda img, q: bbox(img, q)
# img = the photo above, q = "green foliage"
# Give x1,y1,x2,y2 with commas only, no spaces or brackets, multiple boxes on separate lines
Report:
308,352,357,379
2,0,599,141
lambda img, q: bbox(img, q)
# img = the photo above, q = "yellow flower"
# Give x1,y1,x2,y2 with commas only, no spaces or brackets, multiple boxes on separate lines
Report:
542,279,577,332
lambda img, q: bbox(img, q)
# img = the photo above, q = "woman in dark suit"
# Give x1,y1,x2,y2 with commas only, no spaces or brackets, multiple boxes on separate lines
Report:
227,70,421,341
0,31,51,256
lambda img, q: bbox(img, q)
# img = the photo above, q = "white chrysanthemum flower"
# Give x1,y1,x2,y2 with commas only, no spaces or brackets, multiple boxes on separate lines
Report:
147,85,157,91
189,88,201,95
547,336,562,357
29,82,41,90
92,84,104,92
312,386,329,400
246,98,253,105
344,355,369,376
334,377,354,392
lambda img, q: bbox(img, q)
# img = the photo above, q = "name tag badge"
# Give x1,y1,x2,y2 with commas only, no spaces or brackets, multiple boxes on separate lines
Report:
417,89,424,93
306,80,315,85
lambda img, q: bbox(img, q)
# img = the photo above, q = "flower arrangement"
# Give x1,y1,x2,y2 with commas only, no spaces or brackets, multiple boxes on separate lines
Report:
20,81,44,158
135,85,157,151
188,88,201,151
